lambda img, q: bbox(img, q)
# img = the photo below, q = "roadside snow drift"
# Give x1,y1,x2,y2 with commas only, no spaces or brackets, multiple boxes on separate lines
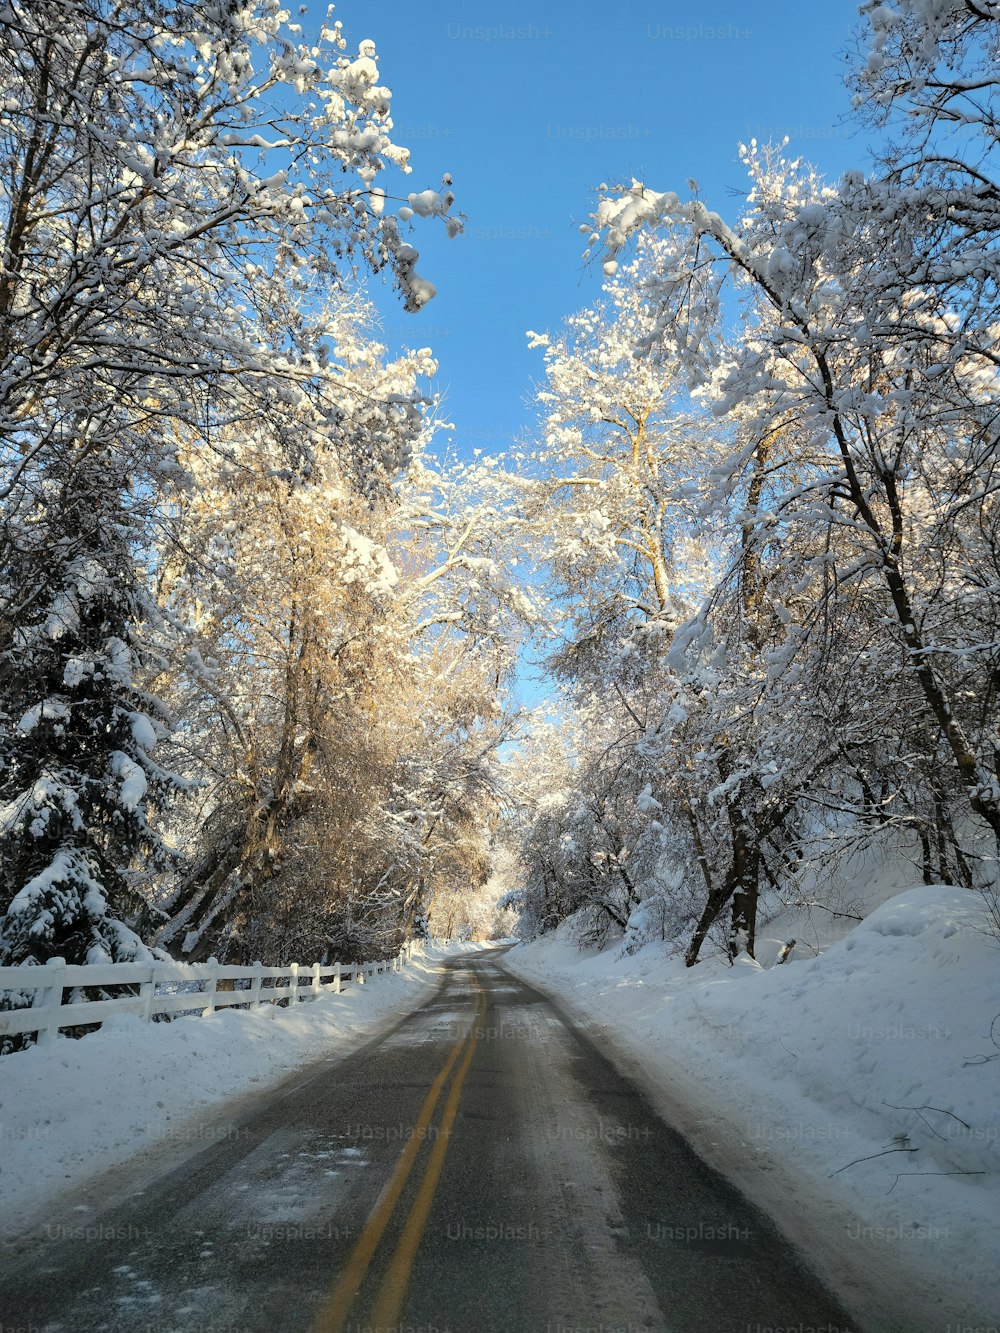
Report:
0,943,475,1234
507,885,1000,1328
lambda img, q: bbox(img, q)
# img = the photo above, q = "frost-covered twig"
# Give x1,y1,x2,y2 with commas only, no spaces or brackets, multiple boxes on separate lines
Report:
881,1101,971,1140
962,1012,1000,1066
829,1146,919,1178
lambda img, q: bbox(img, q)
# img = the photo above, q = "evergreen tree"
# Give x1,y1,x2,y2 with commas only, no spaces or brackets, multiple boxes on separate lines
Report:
0,443,180,965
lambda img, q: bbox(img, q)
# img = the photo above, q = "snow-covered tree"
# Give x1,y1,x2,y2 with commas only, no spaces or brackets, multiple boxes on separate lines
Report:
0,444,183,965
148,311,526,964
509,3,1000,963
587,128,1000,855
0,1,461,969
517,233,721,684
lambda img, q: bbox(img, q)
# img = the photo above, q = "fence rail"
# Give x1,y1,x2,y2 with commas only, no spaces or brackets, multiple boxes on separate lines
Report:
0,943,418,1045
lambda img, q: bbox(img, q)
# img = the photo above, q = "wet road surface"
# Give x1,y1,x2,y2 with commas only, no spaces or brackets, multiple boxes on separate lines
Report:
0,949,863,1332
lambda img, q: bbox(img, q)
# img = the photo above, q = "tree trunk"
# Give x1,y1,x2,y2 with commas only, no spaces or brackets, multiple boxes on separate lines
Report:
728,826,761,960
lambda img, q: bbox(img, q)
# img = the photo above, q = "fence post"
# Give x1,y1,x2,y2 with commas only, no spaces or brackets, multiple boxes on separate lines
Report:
250,961,263,1010
334,961,342,994
203,957,219,1016
311,962,321,1000
289,961,299,1004
33,957,66,1046
139,963,157,1023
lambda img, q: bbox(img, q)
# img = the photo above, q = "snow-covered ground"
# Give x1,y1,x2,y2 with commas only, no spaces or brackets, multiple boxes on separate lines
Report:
506,879,1000,1331
0,942,484,1236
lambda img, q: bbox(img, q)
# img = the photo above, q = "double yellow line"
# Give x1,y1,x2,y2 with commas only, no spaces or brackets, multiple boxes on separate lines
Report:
313,972,487,1333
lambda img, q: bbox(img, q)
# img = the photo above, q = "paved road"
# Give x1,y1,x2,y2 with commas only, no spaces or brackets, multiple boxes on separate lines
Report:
0,950,863,1332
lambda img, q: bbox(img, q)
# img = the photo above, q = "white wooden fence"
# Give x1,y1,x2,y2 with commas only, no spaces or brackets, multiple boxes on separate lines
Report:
0,942,417,1046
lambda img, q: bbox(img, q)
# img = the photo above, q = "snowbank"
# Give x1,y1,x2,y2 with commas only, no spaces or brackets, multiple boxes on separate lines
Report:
0,942,480,1234
506,886,1000,1330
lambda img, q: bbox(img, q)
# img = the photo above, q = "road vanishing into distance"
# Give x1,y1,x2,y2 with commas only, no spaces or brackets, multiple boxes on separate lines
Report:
0,950,862,1333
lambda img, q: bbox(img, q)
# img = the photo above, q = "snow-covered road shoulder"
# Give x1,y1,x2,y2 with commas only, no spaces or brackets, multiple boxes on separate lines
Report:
0,943,483,1236
505,886,1000,1332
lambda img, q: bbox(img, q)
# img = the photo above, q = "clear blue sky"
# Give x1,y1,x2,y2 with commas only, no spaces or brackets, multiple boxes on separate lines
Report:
308,0,868,455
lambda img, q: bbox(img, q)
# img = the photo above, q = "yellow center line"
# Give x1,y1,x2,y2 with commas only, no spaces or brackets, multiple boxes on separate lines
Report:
369,975,487,1332
312,972,487,1333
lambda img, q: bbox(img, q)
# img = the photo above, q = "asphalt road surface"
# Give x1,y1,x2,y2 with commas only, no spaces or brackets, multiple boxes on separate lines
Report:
0,949,863,1333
